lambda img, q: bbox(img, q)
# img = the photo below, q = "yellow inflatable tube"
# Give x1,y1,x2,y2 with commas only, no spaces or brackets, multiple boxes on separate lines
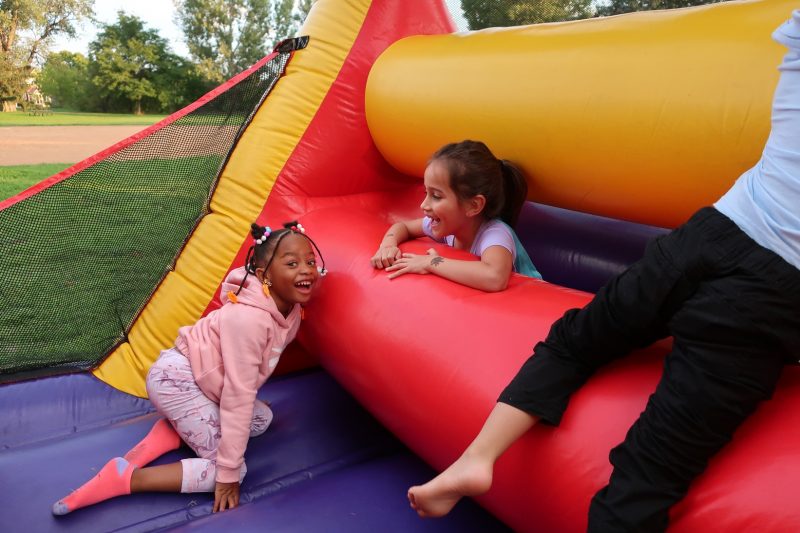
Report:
93,0,373,397
366,0,793,228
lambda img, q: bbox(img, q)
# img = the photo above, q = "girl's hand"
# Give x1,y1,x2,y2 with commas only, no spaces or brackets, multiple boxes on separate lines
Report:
385,249,442,279
213,481,240,513
371,245,402,269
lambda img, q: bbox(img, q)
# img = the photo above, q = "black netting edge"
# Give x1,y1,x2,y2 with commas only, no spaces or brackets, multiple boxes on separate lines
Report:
0,38,308,384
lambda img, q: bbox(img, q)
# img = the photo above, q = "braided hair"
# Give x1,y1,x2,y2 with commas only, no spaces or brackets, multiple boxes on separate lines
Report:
235,220,326,295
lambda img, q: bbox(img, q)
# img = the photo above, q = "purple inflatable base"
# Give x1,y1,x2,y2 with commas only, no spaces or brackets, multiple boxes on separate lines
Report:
0,370,509,532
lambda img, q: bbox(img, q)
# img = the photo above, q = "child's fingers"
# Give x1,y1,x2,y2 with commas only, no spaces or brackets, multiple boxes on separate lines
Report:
387,266,408,279
385,258,408,271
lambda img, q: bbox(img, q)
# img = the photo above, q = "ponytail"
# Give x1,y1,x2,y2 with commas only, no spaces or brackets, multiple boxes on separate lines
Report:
498,159,528,227
431,140,529,227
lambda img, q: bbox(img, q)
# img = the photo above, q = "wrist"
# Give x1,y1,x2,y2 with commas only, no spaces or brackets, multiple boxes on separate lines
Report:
427,255,444,273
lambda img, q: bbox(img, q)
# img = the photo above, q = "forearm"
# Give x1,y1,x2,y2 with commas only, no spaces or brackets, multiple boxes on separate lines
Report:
426,256,509,292
372,220,425,269
380,222,412,247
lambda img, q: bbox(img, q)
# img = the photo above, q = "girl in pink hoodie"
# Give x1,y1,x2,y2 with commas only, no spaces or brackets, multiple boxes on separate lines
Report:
53,220,326,515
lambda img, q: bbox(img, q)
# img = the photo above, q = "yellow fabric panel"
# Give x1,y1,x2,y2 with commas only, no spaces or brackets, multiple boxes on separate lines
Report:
366,0,794,228
94,0,374,397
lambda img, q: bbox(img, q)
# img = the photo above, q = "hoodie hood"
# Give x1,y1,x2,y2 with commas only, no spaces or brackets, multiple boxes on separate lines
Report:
220,266,295,326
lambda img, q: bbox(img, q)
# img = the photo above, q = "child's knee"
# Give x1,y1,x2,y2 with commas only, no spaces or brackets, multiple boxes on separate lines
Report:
250,400,273,437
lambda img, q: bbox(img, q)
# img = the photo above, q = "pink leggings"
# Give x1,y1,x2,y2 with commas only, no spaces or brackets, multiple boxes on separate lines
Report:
146,348,273,493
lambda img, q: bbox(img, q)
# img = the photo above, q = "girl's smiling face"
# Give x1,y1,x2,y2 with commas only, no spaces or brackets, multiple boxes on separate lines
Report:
261,233,319,316
420,159,472,239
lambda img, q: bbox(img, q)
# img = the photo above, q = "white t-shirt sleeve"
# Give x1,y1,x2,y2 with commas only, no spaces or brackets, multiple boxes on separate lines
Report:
473,220,516,261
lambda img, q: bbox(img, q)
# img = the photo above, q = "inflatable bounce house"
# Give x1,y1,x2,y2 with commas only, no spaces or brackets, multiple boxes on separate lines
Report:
1,0,798,531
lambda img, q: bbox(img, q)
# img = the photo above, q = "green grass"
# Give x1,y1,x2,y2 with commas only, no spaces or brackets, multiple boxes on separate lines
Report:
0,110,167,127
0,163,73,200
0,155,224,376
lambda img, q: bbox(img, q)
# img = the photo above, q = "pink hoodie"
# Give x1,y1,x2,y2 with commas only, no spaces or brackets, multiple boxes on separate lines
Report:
175,266,302,483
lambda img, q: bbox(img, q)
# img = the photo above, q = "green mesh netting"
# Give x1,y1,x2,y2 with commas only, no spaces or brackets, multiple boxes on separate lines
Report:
0,49,293,383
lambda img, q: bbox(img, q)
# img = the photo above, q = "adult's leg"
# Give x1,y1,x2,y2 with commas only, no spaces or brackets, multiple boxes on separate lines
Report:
500,207,717,426
589,235,800,532
408,209,717,518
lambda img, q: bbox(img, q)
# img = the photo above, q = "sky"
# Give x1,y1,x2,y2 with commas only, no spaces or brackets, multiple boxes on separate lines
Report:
50,1,470,59
51,1,189,57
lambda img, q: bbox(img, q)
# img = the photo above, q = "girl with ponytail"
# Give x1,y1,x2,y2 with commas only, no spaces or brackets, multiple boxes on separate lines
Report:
371,140,540,291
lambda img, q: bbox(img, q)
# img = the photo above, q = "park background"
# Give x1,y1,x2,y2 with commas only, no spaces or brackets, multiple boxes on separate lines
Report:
1,0,728,201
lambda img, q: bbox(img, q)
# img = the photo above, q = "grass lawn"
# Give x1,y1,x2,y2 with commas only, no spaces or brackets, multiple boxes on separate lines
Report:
0,110,167,127
0,163,73,200
0,155,223,376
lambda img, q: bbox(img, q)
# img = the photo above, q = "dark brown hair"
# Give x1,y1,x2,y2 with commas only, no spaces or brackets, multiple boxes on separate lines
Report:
430,140,528,227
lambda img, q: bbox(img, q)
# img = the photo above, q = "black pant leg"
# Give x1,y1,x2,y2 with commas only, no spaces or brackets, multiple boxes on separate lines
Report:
588,234,800,532
499,209,715,425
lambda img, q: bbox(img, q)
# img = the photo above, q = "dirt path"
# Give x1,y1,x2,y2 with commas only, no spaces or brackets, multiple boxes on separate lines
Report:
0,126,147,165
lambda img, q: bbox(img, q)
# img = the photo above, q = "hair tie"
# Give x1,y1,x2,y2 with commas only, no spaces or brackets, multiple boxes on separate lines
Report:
290,223,306,234
255,226,272,245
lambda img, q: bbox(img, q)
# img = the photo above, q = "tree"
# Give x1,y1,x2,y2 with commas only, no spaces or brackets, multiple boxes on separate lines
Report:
152,55,214,113
595,0,727,16
0,46,26,111
0,0,93,110
461,0,593,29
38,50,92,109
294,0,314,27
89,12,181,114
174,0,299,83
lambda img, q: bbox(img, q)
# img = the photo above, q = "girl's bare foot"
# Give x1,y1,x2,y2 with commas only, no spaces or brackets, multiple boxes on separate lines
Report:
407,452,493,518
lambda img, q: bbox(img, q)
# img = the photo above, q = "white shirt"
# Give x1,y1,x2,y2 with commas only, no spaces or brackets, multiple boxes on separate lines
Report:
715,11,800,270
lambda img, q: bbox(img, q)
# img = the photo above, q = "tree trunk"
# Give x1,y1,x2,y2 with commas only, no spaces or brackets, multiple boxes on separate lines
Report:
2,100,17,113
135,99,142,115
1,15,18,52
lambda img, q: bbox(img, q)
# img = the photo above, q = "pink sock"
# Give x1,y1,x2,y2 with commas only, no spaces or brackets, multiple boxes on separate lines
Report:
52,457,134,515
123,418,182,468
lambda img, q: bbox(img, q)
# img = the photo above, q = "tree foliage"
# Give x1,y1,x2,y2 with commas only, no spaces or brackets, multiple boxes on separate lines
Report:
0,0,92,105
174,0,299,83
294,0,314,27
461,0,593,29
38,49,92,109
459,0,727,28
1,0,92,66
0,44,26,109
89,12,185,114
595,0,727,16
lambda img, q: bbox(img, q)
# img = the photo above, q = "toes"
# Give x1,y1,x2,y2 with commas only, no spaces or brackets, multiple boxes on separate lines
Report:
408,491,417,509
52,500,69,516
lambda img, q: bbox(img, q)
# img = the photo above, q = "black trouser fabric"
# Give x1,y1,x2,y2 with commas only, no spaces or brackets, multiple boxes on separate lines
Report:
498,207,800,532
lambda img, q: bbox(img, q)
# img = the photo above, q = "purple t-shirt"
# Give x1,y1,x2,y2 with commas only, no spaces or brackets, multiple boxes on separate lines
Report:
421,217,517,262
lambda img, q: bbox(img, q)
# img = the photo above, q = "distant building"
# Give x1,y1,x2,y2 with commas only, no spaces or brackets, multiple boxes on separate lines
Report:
21,78,51,113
